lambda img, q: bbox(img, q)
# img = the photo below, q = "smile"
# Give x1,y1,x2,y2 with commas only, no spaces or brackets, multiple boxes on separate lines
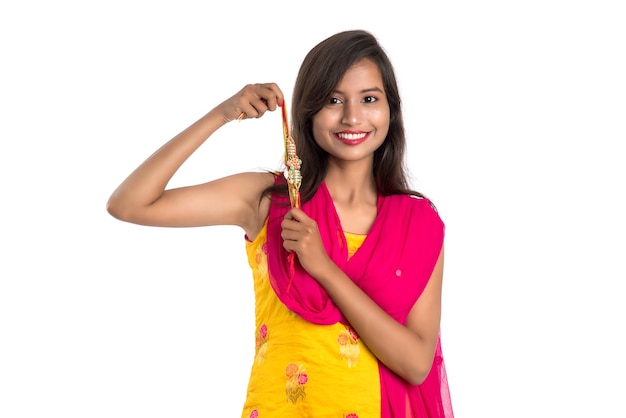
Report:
335,132,369,145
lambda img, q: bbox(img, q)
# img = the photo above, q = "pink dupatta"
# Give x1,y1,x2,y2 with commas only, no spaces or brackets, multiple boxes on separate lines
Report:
266,179,453,417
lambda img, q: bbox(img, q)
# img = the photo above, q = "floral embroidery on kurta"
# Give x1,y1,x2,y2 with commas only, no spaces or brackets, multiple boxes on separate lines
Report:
249,409,258,418
344,414,359,418
255,324,268,364
254,244,268,279
338,326,360,367
285,363,308,404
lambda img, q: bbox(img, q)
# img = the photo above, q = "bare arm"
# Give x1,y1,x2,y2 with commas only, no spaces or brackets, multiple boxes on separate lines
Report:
281,207,444,385
106,83,283,237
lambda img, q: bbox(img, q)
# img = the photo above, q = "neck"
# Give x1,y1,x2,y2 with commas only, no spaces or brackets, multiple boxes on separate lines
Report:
324,161,378,207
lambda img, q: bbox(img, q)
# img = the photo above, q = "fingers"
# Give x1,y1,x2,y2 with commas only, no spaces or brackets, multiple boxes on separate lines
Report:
234,83,284,121
283,207,305,222
281,208,315,246
281,208,309,234
280,210,332,278
256,82,283,111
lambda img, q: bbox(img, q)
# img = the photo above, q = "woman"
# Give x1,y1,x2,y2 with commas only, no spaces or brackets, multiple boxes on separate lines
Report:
107,29,453,418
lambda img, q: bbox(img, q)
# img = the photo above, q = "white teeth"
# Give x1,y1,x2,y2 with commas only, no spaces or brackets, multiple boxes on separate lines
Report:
337,133,366,140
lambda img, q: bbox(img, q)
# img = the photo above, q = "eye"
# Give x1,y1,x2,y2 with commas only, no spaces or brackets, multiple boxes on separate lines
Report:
328,97,343,105
363,96,378,103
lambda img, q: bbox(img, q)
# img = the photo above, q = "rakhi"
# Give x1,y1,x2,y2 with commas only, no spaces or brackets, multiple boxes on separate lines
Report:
281,102,301,209
281,101,302,287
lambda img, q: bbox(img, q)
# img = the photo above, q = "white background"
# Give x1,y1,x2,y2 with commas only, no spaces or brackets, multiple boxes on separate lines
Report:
1,1,625,417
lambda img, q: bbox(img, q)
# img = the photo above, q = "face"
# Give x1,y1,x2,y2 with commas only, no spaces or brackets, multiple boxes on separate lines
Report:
312,58,390,166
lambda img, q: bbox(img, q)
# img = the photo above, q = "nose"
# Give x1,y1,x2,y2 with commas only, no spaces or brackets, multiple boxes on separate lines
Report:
341,100,361,125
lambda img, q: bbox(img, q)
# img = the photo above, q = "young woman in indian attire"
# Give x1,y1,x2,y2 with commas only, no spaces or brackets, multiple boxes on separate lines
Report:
107,29,454,417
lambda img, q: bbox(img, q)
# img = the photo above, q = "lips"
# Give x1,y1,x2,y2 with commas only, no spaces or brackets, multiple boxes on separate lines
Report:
335,132,369,145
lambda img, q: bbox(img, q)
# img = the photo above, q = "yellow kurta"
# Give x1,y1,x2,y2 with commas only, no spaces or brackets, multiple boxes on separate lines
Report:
241,222,381,418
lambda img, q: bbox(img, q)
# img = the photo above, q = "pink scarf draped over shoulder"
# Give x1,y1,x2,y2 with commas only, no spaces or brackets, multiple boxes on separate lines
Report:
266,180,453,417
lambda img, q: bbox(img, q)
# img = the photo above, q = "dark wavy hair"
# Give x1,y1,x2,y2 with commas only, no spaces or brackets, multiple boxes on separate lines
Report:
265,29,426,204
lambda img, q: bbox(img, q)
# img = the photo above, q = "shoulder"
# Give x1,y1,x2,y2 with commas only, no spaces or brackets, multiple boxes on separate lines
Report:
390,194,445,232
393,194,441,216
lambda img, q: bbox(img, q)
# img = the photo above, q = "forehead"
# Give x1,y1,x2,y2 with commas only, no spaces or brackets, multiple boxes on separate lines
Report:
336,58,384,90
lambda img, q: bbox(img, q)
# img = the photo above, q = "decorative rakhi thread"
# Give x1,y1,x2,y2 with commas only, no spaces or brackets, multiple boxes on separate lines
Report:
282,103,301,209
281,101,301,288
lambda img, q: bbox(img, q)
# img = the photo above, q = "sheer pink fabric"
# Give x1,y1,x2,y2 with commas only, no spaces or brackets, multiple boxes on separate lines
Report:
266,180,453,417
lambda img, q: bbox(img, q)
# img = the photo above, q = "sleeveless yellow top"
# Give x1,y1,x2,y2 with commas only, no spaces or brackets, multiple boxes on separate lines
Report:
241,222,381,418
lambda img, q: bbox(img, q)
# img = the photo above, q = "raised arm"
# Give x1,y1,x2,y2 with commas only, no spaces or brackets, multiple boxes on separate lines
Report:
106,83,283,237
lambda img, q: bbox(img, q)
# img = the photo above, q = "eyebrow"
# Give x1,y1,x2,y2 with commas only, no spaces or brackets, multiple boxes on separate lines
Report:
333,87,385,95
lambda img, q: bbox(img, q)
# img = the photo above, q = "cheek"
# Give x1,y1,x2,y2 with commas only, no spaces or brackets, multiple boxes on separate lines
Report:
311,112,333,142
371,108,390,133
375,105,390,121
311,116,323,144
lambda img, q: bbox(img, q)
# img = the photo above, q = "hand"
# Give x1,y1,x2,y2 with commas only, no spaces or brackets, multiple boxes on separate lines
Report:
218,83,284,123
281,207,336,280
